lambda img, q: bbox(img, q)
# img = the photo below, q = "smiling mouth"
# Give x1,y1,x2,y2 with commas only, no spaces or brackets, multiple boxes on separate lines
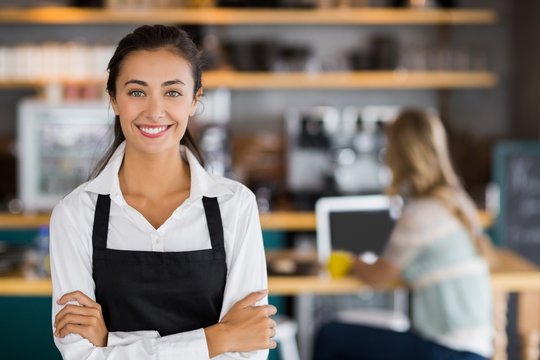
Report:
137,125,173,138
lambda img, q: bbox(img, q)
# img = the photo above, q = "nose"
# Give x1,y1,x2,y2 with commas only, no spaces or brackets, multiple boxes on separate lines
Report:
145,95,164,121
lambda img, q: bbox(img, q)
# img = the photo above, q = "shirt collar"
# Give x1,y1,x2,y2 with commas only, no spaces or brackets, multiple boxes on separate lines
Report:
184,145,233,199
84,141,125,195
84,141,233,199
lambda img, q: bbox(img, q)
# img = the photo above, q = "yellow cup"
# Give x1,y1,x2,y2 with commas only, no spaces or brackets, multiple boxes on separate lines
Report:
327,251,353,278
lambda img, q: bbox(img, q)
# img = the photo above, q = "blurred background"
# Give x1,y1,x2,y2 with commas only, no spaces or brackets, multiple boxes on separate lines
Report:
0,0,539,359
0,0,523,212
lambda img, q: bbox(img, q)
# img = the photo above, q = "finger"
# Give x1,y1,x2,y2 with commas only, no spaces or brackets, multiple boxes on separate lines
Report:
268,340,277,350
55,305,101,328
252,304,277,317
55,314,95,336
56,323,88,339
57,291,97,308
56,290,84,305
233,290,268,309
264,326,277,339
266,305,277,316
54,308,100,328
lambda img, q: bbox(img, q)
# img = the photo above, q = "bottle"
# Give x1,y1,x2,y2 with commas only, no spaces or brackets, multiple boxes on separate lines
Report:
34,225,50,278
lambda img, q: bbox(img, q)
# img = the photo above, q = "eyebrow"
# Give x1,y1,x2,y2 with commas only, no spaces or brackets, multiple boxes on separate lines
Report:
124,79,186,87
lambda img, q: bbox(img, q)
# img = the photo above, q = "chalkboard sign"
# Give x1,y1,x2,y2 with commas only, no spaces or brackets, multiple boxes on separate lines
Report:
493,142,540,264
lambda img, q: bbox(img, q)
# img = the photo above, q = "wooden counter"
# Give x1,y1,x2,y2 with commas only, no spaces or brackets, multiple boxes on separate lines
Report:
0,249,536,296
267,249,539,360
0,209,499,296
1,249,536,360
0,208,496,297
268,249,539,295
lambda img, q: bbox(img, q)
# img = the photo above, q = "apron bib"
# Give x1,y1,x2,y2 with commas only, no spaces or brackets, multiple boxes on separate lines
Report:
91,194,227,336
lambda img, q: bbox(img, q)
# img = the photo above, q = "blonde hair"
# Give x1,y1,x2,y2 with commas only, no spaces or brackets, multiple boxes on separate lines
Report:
385,108,495,263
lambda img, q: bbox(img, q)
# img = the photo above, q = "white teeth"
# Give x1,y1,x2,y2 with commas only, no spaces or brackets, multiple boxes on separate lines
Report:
139,126,167,135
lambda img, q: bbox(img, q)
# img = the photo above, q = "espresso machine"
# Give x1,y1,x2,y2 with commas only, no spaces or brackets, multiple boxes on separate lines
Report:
285,105,400,209
331,106,398,195
192,89,232,177
285,106,339,208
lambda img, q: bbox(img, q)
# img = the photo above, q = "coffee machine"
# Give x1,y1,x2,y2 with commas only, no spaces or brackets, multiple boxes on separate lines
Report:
285,106,339,208
285,105,402,209
192,89,232,177
331,106,398,195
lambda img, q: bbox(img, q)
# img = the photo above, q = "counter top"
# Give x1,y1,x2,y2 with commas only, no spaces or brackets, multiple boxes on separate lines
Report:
0,249,536,296
269,249,540,295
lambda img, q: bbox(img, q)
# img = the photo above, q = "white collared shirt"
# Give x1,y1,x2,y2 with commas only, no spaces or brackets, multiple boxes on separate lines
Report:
50,142,269,360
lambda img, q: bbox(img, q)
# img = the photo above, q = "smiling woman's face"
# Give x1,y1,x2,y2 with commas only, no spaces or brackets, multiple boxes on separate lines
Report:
111,48,200,157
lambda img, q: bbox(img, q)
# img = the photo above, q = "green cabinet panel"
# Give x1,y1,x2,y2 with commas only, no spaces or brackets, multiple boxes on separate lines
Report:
0,296,61,360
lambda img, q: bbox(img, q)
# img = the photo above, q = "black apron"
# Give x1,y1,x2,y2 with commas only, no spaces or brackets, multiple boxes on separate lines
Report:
91,194,227,336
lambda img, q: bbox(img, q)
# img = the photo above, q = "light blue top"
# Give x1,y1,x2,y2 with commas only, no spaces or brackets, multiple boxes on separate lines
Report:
382,198,493,357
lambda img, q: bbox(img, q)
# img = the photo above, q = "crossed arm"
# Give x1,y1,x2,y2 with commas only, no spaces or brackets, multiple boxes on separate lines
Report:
54,289,277,357
50,192,275,359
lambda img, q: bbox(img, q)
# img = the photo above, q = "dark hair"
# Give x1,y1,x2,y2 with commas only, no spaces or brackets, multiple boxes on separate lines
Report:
90,24,205,179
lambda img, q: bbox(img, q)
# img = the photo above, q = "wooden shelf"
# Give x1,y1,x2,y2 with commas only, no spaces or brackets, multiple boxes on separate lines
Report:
0,213,50,229
0,211,317,230
260,211,316,231
0,7,497,25
203,70,497,89
260,209,494,230
0,209,493,231
0,79,104,89
0,71,497,90
0,277,51,297
0,212,314,230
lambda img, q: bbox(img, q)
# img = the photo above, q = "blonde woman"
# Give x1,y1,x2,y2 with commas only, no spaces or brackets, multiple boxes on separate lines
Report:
314,108,493,360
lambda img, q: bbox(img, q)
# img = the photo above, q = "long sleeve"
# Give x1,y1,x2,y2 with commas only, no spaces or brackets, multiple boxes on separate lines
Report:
215,188,269,360
50,144,272,359
50,199,211,360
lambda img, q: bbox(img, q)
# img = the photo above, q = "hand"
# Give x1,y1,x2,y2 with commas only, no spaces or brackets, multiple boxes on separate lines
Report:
205,290,277,357
352,256,401,287
54,290,108,347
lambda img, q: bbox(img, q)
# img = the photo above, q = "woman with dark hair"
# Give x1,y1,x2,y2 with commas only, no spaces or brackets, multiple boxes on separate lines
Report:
50,25,276,359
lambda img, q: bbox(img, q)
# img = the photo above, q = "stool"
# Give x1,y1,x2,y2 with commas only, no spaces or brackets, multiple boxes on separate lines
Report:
274,316,301,360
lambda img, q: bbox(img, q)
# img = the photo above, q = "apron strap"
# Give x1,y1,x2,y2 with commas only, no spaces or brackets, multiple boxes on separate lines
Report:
92,194,111,250
92,195,224,251
202,196,225,251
